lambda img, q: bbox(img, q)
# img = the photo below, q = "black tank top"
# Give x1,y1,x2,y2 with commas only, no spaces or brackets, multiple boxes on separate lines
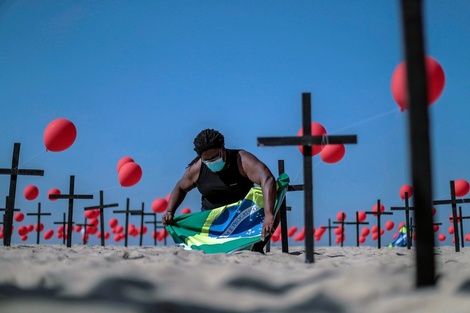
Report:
196,149,254,210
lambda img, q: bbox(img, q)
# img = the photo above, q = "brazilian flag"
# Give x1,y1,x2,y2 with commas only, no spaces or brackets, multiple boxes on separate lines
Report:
165,173,289,254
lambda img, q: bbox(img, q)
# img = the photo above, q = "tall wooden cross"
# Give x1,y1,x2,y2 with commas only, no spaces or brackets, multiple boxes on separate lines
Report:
399,0,437,287
130,202,151,247
53,213,68,245
391,192,415,249
0,143,44,246
113,198,134,247
365,199,393,249
49,175,93,247
276,160,304,253
83,190,119,246
432,180,470,252
26,202,51,244
257,92,357,263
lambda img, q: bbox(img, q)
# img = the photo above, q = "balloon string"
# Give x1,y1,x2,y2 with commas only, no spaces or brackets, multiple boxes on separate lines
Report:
15,150,46,169
328,108,398,134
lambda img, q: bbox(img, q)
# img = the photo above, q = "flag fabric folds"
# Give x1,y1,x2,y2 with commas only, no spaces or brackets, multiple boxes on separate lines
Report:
388,226,408,247
165,173,290,254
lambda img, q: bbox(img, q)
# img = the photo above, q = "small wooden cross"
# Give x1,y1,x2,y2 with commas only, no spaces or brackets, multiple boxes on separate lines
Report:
391,192,415,249
364,199,393,249
130,202,152,247
449,206,470,248
334,212,369,247
319,218,336,247
0,143,44,246
48,175,93,247
144,213,160,246
26,202,52,244
83,190,118,246
257,93,357,263
53,213,69,245
76,217,96,245
113,198,135,247
432,180,470,252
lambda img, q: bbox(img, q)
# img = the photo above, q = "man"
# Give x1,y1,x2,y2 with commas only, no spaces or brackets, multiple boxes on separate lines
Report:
162,128,277,248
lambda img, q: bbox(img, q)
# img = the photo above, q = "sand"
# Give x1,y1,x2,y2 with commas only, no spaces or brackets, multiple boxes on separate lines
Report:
1,244,470,313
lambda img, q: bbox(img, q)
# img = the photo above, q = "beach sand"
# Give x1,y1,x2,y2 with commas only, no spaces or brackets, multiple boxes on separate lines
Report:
1,244,469,313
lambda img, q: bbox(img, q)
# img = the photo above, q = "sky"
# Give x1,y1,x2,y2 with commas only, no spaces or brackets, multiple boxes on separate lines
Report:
1,1,470,248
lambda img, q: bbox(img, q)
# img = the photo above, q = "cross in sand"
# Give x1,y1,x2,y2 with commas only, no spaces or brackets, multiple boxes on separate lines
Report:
257,92,357,263
130,202,152,247
145,213,160,246
26,202,52,244
433,180,470,252
450,206,470,248
391,192,415,249
364,199,393,249
113,198,136,247
399,0,438,287
334,212,369,247
76,218,96,245
83,190,119,246
275,159,304,253
319,218,336,247
53,212,69,245
48,175,94,247
0,143,44,246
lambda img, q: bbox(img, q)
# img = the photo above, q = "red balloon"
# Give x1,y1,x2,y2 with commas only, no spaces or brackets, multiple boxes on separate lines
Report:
43,118,77,152
391,56,445,111
361,227,370,237
35,223,44,232
288,226,298,237
24,185,39,201
118,162,142,187
448,225,454,235
437,234,446,242
14,212,25,222
151,198,168,213
371,203,385,217
18,225,28,236
336,211,346,222
320,144,345,164
357,211,367,223
359,236,366,244
109,217,118,228
48,188,61,201
454,179,470,197
399,184,413,200
385,220,395,231
181,207,191,214
44,229,54,240
297,122,327,156
117,156,135,172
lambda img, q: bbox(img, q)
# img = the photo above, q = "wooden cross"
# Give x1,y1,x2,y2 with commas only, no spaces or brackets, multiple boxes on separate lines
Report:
76,218,96,245
364,199,393,249
399,0,437,287
113,198,134,247
409,217,442,246
53,213,69,245
0,143,44,246
83,190,119,246
432,180,470,252
449,206,470,249
144,213,159,246
26,202,51,244
273,159,304,253
319,218,336,247
391,192,415,249
257,92,357,263
129,202,151,247
334,212,369,247
48,175,93,247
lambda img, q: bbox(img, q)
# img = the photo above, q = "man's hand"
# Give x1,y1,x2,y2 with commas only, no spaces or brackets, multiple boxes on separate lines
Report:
162,211,174,226
261,212,275,241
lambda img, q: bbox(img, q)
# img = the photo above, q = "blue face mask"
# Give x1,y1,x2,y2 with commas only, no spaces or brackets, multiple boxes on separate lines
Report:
205,157,226,172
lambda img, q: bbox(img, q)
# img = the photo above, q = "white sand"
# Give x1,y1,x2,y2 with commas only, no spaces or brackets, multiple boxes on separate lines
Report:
0,244,470,313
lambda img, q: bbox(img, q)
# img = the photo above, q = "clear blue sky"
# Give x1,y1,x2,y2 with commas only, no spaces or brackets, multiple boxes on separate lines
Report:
1,1,469,247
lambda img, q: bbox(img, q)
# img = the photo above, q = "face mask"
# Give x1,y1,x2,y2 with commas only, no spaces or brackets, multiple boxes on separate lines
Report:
205,157,225,172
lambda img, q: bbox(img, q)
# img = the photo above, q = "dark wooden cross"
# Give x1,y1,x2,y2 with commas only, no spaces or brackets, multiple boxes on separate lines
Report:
130,202,151,247
48,175,94,247
53,213,69,245
432,180,470,252
145,213,159,246
26,202,51,244
0,143,44,246
334,212,369,247
399,0,437,287
272,159,304,253
113,198,134,247
83,190,119,247
257,93,357,263
449,206,470,249
320,218,336,247
76,218,96,245
391,192,415,249
364,199,393,249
